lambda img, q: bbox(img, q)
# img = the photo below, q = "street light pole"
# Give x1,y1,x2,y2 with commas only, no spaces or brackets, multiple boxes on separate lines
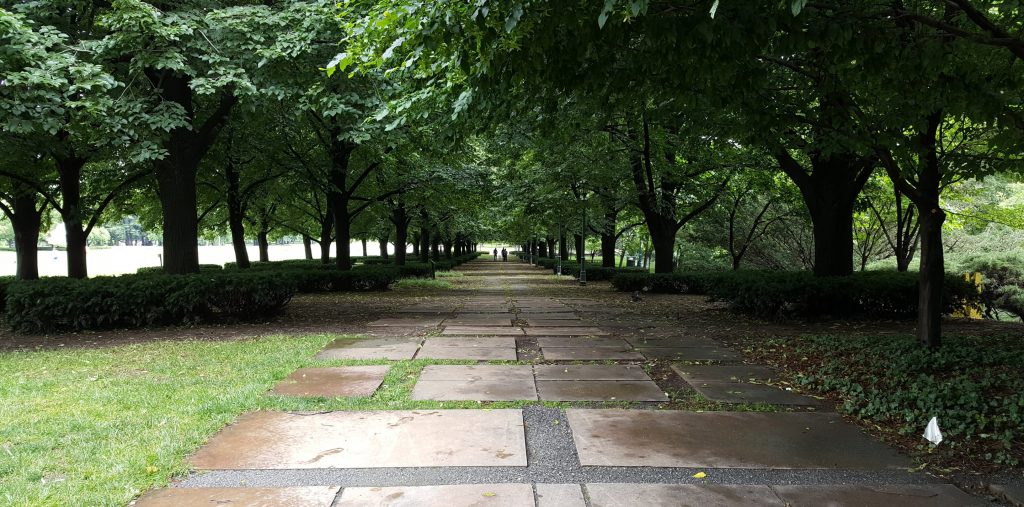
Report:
579,207,587,286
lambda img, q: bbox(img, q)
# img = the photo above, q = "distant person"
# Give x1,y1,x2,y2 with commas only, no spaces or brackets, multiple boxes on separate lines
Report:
501,248,508,262
493,248,498,261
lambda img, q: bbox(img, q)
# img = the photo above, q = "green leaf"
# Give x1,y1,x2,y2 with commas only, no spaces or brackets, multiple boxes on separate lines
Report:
709,0,719,18
791,0,808,16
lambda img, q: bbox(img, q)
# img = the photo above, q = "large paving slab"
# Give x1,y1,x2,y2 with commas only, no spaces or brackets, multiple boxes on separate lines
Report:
367,317,443,327
190,410,527,469
444,317,515,326
536,484,586,507
586,483,782,507
336,484,534,506
534,364,651,381
132,487,340,507
535,337,630,348
419,365,535,382
315,337,421,360
541,347,644,361
523,327,609,336
416,345,518,360
518,313,580,320
566,410,909,469
627,337,721,348
424,336,517,347
688,380,817,406
525,319,594,327
671,364,780,382
537,380,668,401
412,376,537,401
773,484,988,506
639,346,741,361
442,326,525,336
270,366,389,398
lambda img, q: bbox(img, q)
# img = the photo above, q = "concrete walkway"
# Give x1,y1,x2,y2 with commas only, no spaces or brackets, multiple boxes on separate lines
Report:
133,257,988,506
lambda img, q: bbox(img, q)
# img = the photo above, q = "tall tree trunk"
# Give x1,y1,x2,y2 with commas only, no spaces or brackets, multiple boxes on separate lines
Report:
600,233,616,268
10,192,43,280
302,235,313,260
147,71,235,275
430,231,441,261
225,161,250,268
56,156,88,278
538,239,548,258
257,229,270,262
327,139,356,271
392,204,409,265
419,225,430,263
379,236,389,260
806,198,856,277
916,203,944,348
319,203,334,264
560,233,569,261
574,234,583,262
361,238,367,257
443,241,453,259
412,239,420,258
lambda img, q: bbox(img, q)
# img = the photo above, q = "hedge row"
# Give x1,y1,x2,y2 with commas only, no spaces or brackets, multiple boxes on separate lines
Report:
5,264,406,333
531,257,644,282
612,270,980,319
5,271,295,333
361,252,482,271
0,276,13,312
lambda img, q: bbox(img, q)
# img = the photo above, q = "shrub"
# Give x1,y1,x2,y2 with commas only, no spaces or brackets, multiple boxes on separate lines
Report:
5,271,295,333
137,264,223,275
612,270,980,319
0,276,13,312
284,266,398,292
961,253,1024,320
758,334,1024,467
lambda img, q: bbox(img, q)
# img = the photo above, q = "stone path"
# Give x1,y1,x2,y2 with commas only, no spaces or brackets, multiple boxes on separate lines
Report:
132,257,988,506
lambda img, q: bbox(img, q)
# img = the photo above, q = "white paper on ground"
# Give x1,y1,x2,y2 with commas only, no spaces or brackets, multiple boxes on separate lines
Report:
924,416,943,445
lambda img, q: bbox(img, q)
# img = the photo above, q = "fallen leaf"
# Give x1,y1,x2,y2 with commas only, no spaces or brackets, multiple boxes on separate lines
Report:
693,471,707,478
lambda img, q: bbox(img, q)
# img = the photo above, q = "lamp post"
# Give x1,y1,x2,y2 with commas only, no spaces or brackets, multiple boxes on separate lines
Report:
579,208,587,286
556,224,562,276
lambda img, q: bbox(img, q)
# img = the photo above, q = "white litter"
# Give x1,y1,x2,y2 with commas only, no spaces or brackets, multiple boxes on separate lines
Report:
923,417,943,445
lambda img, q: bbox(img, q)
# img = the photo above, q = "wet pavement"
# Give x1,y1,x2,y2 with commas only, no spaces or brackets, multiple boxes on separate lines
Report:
132,257,989,506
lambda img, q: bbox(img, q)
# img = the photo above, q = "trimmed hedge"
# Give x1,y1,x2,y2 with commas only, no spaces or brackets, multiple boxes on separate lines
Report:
612,270,980,319
137,264,223,275
0,276,13,312
5,271,295,333
283,266,398,292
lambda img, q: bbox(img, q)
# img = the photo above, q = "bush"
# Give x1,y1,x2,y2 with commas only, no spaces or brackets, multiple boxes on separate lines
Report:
137,264,223,275
0,276,13,312
757,334,1024,467
283,266,398,292
612,270,980,319
962,253,1024,320
5,271,295,333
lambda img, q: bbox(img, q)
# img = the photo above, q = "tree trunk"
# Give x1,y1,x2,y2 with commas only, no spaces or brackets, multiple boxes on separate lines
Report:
538,239,548,258
361,238,367,257
10,192,43,280
225,161,250,268
147,71,235,275
333,205,352,270
257,229,270,262
443,241,453,259
601,233,616,268
56,156,88,278
412,239,420,258
303,235,313,260
807,201,855,276
392,205,409,265
328,139,356,271
419,227,430,263
430,231,441,261
560,233,569,261
917,205,945,348
573,234,583,262
319,204,334,264
379,236,389,260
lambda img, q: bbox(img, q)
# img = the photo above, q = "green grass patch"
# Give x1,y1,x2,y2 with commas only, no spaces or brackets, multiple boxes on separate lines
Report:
435,271,464,278
0,335,331,506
